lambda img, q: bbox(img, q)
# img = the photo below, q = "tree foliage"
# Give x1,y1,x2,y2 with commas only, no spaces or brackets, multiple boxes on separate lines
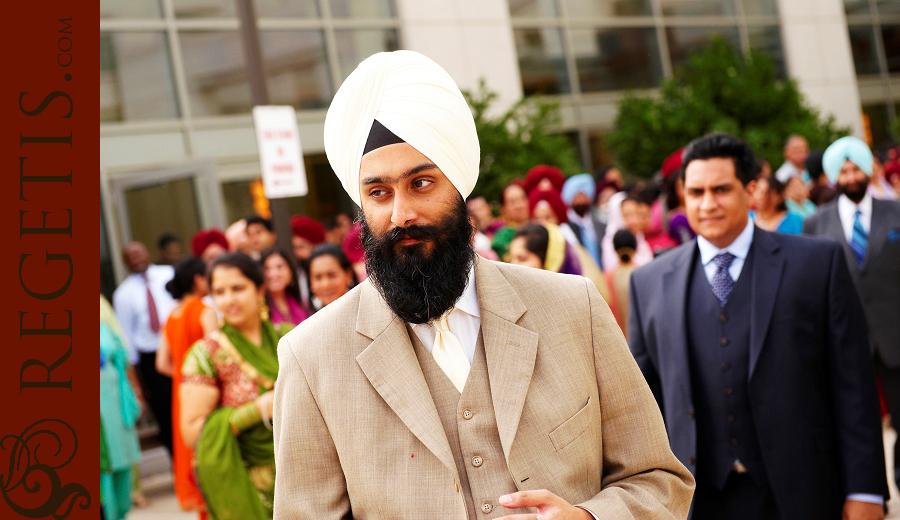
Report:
463,80,582,203
608,37,850,178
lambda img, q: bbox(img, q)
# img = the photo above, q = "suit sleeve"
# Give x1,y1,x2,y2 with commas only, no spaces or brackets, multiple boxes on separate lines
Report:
824,243,890,499
273,335,352,520
577,277,695,519
627,273,664,412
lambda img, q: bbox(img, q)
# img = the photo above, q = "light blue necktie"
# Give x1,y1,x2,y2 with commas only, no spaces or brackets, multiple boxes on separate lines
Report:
712,253,736,306
851,210,867,268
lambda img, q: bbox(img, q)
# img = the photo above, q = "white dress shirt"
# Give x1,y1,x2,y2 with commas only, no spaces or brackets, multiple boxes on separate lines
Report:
409,266,480,363
696,218,755,284
112,264,176,364
837,193,873,243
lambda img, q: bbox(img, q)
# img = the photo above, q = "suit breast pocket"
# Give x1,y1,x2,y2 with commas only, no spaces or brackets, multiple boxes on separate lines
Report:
548,397,593,452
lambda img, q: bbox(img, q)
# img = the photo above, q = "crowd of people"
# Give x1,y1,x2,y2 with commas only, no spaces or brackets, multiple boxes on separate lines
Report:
98,49,900,520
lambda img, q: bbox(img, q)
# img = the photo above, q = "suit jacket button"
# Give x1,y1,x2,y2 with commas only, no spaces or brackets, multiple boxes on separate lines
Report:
719,314,728,323
720,337,729,346
463,409,474,420
472,456,483,467
481,503,493,513
687,456,695,465
731,438,739,446
724,388,733,396
687,411,695,419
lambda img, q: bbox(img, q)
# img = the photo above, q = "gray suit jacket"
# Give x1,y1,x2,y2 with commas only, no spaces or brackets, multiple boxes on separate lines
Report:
803,197,900,366
273,256,694,519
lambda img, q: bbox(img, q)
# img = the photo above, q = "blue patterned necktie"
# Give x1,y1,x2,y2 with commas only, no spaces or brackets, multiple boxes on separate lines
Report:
851,210,867,269
712,252,736,306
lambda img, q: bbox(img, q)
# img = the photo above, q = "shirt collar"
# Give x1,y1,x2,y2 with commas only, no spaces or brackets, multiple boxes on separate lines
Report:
838,192,872,217
696,218,755,266
409,263,480,329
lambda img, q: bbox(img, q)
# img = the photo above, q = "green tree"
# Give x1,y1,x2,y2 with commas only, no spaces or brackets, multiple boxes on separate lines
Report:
608,36,850,178
463,80,582,203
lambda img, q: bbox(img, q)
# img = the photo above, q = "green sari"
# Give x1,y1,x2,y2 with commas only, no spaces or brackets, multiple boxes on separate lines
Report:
187,321,290,520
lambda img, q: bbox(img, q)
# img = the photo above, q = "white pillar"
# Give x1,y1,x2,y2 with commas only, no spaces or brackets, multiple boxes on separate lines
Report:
777,0,864,138
394,0,523,115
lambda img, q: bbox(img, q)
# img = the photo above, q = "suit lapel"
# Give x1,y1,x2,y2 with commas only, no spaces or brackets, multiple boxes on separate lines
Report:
354,281,458,477
660,244,694,412
866,199,890,267
474,258,539,462
748,229,784,379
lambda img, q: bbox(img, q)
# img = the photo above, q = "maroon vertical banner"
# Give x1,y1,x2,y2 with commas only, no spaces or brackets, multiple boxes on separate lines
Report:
1,1,99,519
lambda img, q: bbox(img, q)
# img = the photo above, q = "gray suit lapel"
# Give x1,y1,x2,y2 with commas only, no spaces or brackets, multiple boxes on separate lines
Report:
474,258,539,462
867,199,891,266
354,282,458,477
819,204,860,278
748,229,784,379
660,245,694,417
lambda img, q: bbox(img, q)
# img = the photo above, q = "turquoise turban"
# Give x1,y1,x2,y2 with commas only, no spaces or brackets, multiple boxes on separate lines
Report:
822,136,873,183
561,174,595,206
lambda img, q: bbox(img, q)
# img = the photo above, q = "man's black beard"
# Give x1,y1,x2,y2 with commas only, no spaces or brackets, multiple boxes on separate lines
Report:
359,196,475,324
571,203,591,218
836,177,869,203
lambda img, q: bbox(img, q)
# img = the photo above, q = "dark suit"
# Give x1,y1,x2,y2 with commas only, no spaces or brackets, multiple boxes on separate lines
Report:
804,196,900,484
628,226,888,519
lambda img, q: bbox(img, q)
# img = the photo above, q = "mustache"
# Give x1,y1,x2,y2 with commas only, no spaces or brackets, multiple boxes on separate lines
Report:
372,224,444,250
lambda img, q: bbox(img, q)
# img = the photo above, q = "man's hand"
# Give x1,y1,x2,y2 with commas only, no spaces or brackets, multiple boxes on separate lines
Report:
494,490,593,520
843,499,884,520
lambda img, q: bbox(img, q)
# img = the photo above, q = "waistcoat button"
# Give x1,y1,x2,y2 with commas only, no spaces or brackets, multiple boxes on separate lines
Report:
481,502,492,513
463,409,473,420
472,456,483,467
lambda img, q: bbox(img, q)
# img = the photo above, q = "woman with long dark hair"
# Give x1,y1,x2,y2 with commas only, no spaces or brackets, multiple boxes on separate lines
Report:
180,253,290,519
308,243,358,312
260,248,308,326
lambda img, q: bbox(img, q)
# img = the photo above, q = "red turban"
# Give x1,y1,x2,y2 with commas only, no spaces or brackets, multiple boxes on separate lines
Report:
523,165,565,194
528,189,569,224
661,148,686,179
290,215,326,245
191,228,229,257
341,222,365,264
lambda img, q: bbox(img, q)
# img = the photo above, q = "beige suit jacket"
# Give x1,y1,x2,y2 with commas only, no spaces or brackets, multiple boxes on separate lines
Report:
273,256,694,519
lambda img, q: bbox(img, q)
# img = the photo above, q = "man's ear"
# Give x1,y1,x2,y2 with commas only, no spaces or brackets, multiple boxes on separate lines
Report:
744,179,757,200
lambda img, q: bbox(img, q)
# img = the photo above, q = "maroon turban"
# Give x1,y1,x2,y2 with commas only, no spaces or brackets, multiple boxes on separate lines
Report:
290,215,326,245
191,228,229,257
523,164,565,194
661,147,686,179
341,221,365,264
528,189,569,224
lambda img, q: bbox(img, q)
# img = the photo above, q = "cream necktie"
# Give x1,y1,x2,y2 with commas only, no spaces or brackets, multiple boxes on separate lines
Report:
432,313,470,393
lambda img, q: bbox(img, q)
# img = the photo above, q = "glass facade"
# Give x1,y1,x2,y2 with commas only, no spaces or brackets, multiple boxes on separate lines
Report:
846,0,900,147
509,0,785,171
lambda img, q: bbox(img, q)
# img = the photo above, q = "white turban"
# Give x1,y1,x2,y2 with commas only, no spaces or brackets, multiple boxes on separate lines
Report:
324,50,480,206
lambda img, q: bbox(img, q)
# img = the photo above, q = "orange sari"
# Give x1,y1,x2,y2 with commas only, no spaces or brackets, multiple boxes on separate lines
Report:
164,296,208,517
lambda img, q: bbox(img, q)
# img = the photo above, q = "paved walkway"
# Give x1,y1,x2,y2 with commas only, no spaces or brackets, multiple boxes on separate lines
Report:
125,425,900,519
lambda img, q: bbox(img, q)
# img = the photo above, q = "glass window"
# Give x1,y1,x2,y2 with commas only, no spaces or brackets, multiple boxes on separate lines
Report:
100,0,162,18
334,29,400,82
330,0,395,18
848,25,881,75
180,31,253,116
740,0,777,16
863,104,889,147
571,28,662,92
660,0,735,16
257,0,320,17
747,26,786,80
562,0,651,17
509,0,559,18
843,0,870,15
173,0,236,18
221,179,258,225
124,177,202,261
514,28,571,95
100,32,180,122
883,25,900,73
666,26,741,72
261,31,333,109
876,0,900,15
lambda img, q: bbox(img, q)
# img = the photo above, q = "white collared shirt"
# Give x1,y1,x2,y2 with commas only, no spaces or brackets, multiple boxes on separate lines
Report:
696,218,755,285
409,265,480,363
112,264,176,364
837,193,873,243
